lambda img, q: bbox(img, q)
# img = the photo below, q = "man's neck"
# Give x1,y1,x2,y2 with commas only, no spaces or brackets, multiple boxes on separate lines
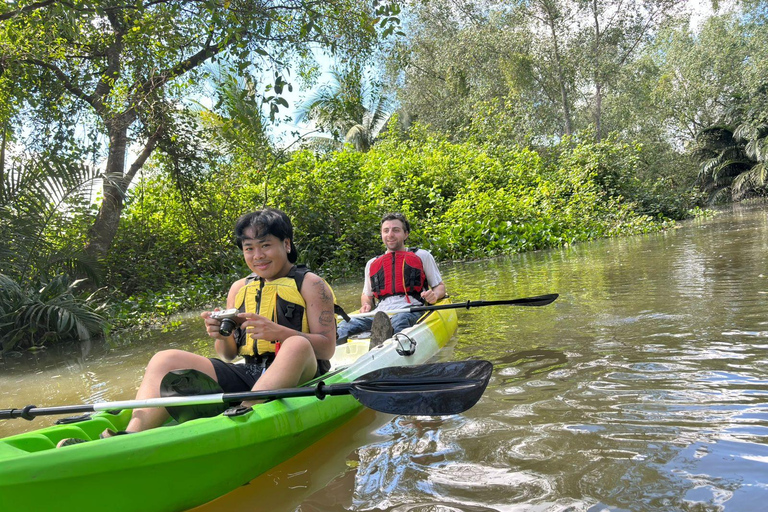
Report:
262,262,294,282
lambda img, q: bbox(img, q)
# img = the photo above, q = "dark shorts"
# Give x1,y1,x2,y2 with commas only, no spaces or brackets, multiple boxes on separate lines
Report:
210,358,262,392
209,358,332,393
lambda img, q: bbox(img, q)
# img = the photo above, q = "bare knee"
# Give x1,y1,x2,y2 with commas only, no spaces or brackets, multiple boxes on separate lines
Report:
278,336,314,359
147,349,187,372
145,349,214,381
274,336,317,381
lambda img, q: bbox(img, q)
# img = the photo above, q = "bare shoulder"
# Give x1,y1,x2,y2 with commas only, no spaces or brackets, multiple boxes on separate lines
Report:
302,272,334,304
229,277,248,295
226,278,248,306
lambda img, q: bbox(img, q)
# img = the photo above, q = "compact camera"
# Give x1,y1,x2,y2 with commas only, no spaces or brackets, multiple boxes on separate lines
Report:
210,308,240,337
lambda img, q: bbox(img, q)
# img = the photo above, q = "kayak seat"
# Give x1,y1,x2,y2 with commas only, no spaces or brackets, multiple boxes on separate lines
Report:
61,417,118,441
4,433,56,453
46,425,99,448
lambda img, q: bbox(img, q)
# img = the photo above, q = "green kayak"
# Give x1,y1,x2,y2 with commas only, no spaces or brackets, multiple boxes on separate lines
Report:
0,304,458,512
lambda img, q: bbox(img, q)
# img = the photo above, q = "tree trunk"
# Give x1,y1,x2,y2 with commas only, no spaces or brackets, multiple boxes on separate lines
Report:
84,120,130,261
594,82,603,141
0,121,6,194
592,0,603,141
548,19,573,136
84,115,161,262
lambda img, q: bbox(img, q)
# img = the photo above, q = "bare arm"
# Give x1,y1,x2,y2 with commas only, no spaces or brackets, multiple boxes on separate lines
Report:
302,274,338,359
421,282,446,305
360,293,375,313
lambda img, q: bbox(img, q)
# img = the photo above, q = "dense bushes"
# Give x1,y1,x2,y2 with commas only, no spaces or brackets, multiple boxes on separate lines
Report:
103,129,670,330
1,128,678,351
364,132,668,262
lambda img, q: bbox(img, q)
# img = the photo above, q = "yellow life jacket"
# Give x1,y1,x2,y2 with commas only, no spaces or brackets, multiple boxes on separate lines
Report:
233,265,338,357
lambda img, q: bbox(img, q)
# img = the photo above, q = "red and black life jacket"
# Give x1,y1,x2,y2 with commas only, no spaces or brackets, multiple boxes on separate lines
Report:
369,249,426,302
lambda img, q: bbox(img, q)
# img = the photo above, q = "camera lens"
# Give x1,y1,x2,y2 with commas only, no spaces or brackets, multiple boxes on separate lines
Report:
219,318,237,337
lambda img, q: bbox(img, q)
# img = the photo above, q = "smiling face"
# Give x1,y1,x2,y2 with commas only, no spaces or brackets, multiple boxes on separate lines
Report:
240,229,293,281
380,219,409,253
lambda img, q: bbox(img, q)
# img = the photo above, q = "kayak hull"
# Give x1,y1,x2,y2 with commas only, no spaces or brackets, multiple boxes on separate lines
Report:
0,304,458,512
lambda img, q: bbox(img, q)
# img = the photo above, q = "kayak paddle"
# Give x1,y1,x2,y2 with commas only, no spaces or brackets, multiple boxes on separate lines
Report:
347,293,559,318
0,360,493,421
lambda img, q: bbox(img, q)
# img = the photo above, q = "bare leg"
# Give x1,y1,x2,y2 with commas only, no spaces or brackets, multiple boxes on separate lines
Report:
242,335,317,406
125,349,217,433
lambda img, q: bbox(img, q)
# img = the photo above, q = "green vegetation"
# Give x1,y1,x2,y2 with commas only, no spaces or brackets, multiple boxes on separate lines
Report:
1,1,766,353
98,128,668,338
0,158,105,352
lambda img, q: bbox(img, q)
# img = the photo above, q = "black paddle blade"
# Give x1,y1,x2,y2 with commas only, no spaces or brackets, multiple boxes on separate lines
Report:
160,369,227,423
348,360,493,416
506,293,558,306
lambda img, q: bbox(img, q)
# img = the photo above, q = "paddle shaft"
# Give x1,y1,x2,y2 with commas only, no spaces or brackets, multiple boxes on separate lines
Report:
0,384,354,420
348,293,559,318
0,361,492,420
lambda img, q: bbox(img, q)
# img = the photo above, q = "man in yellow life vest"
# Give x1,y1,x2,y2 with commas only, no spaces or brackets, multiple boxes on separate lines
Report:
57,208,336,446
199,208,336,402
336,212,446,344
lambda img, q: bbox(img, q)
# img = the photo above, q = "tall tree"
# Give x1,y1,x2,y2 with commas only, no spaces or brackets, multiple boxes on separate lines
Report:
651,9,768,201
390,0,684,140
0,0,393,261
575,0,685,140
526,0,577,135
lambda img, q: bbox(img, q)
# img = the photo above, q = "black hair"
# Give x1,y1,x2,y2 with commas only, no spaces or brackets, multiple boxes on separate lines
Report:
235,208,298,263
380,212,411,233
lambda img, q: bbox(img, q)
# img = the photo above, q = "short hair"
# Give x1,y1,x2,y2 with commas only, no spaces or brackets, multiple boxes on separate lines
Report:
235,208,298,263
380,212,411,233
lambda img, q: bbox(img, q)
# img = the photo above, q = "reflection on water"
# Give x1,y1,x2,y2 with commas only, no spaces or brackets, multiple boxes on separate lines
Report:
3,204,768,511
0,316,217,438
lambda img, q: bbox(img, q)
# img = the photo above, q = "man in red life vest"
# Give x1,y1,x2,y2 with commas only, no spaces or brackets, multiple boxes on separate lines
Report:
336,212,446,344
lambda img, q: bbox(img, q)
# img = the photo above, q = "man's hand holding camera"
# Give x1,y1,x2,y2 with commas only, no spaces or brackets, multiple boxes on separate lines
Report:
202,309,288,344
238,313,289,343
202,308,241,341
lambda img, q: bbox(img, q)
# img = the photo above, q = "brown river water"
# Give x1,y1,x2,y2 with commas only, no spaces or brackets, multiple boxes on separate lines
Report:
1,203,767,511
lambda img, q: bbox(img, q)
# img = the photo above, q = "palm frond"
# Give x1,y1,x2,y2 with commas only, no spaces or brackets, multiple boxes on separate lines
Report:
1,157,102,285
733,122,759,142
0,273,105,353
745,136,768,162
732,163,768,200
709,186,732,205
295,64,395,150
345,124,371,152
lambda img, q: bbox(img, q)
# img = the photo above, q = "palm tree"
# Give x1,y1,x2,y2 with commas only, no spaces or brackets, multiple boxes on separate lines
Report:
692,126,754,203
209,70,274,168
0,157,105,352
294,65,394,152
731,121,768,199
